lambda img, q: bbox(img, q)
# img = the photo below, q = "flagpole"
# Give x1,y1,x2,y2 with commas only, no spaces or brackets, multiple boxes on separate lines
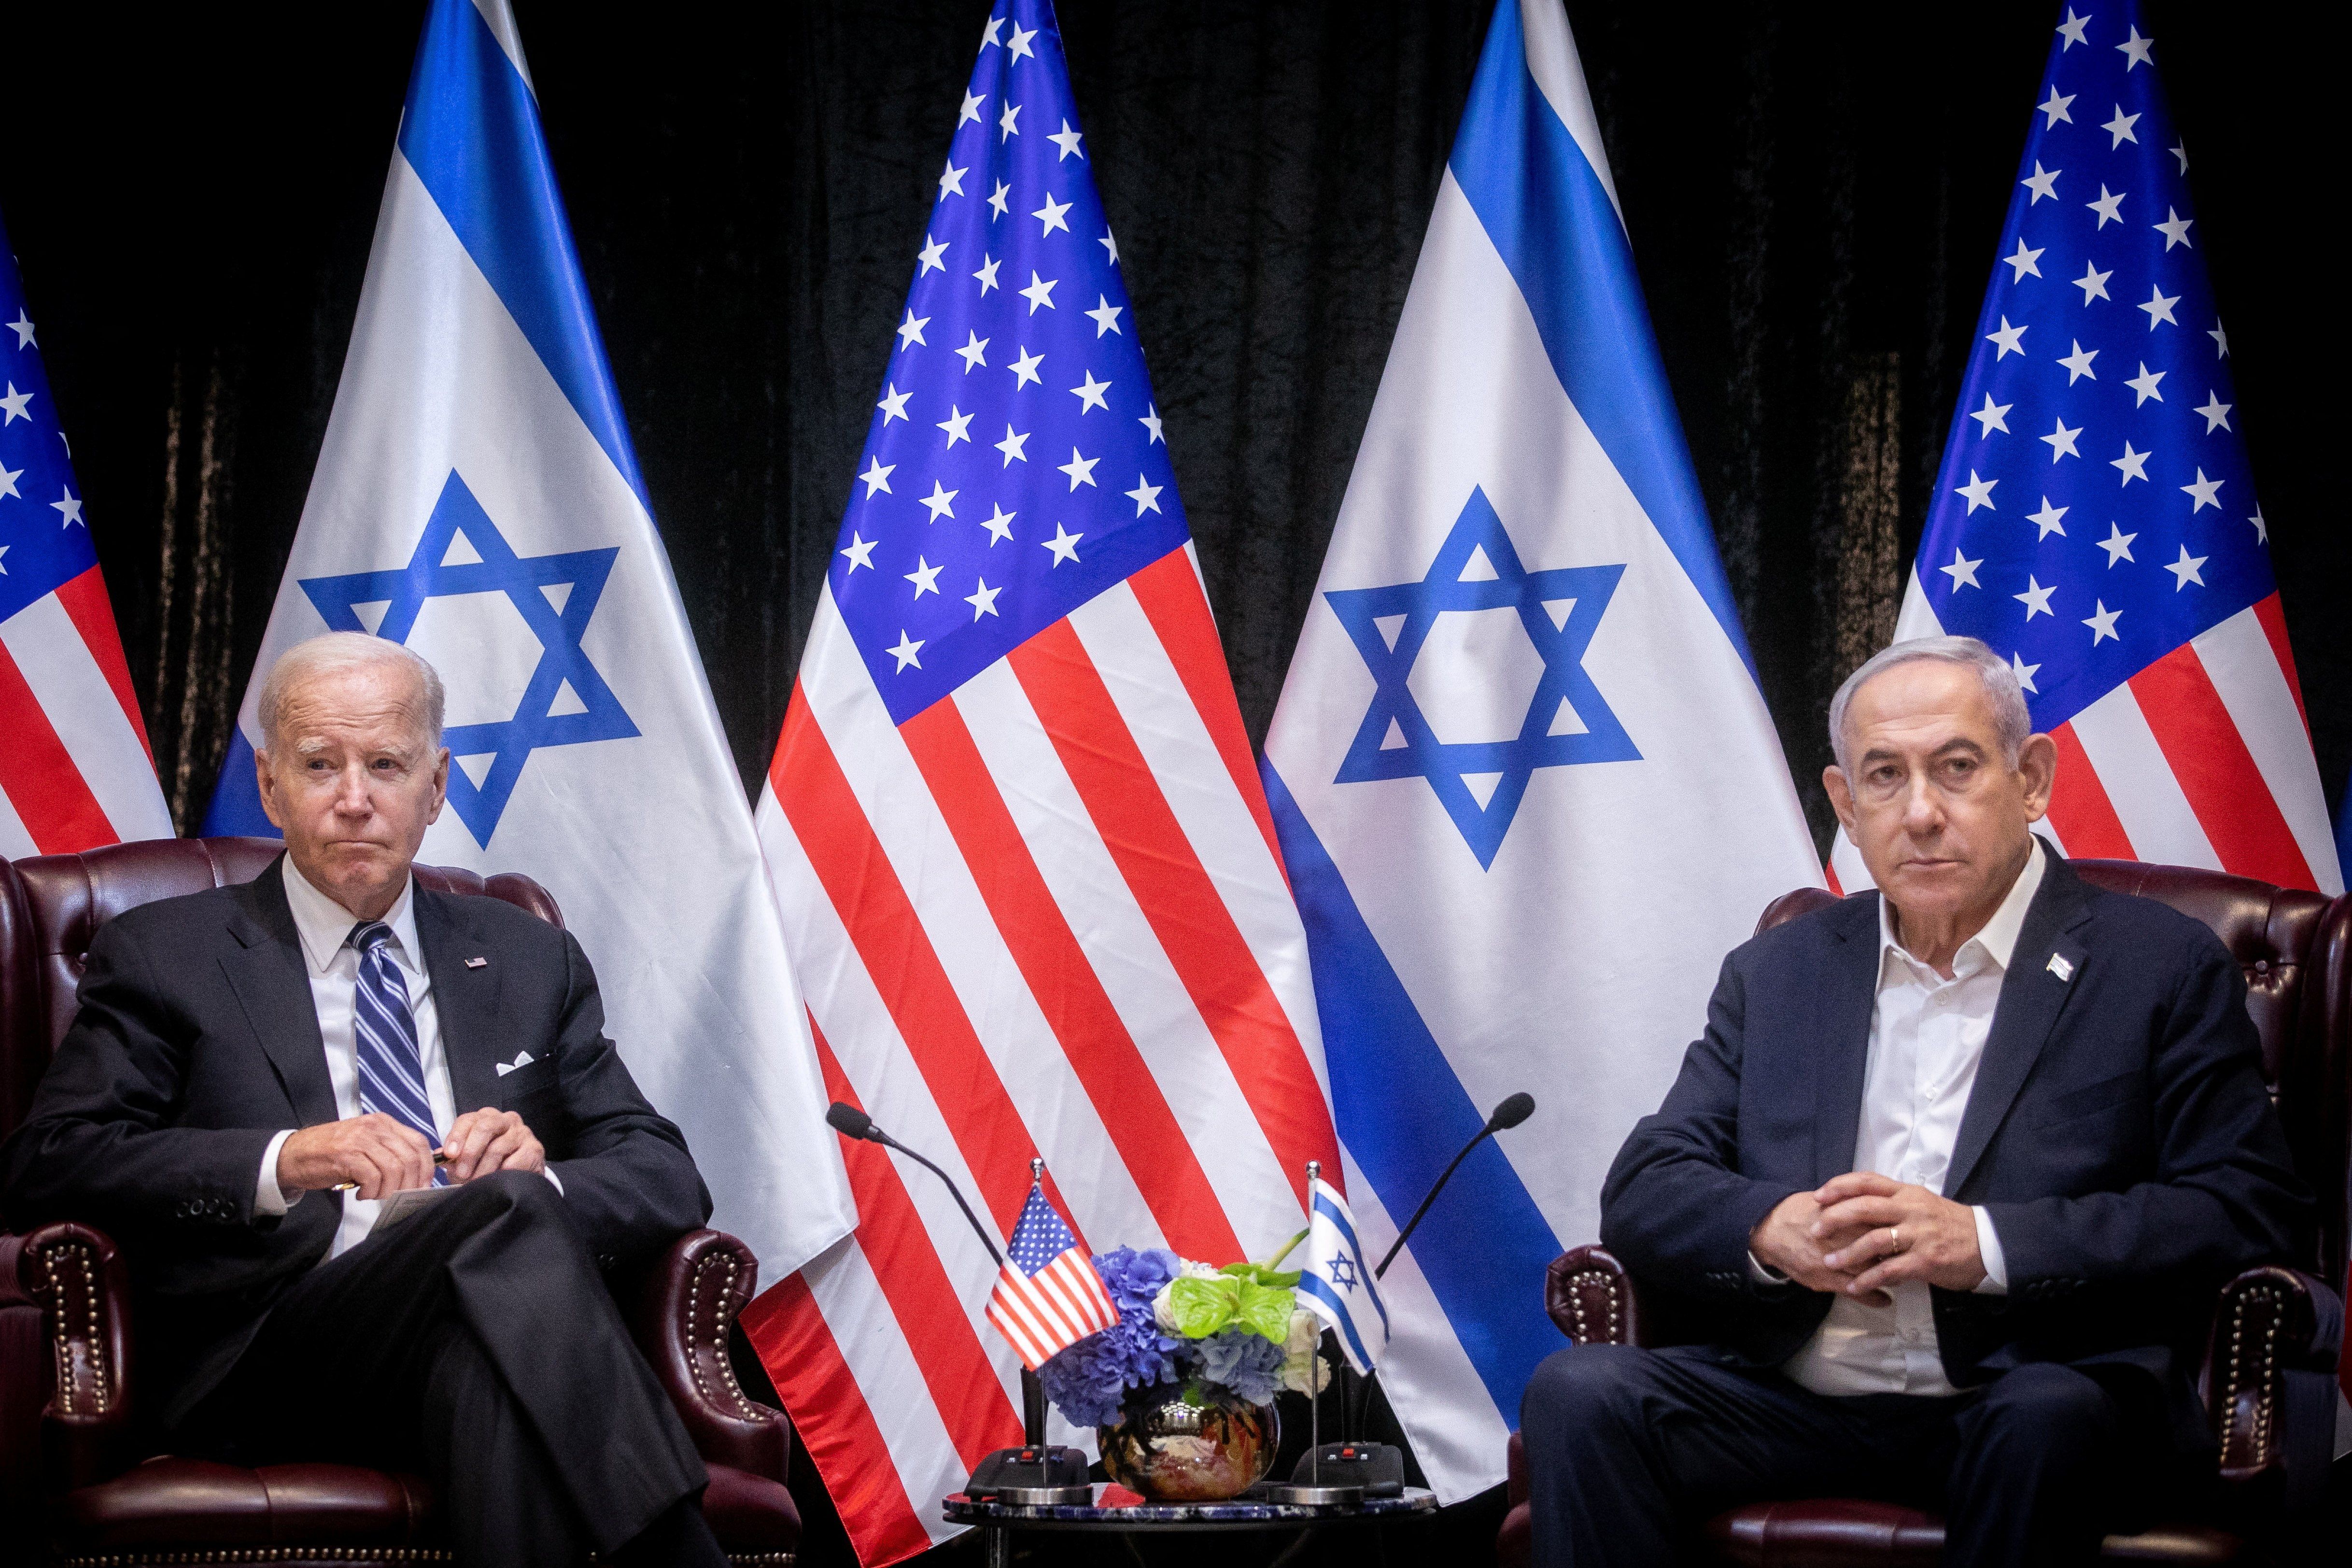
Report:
1306,1160,1322,1484
1022,1157,1048,1446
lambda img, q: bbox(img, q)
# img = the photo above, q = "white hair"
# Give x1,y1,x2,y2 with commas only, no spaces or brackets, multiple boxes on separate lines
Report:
1828,635,2030,776
256,633,446,754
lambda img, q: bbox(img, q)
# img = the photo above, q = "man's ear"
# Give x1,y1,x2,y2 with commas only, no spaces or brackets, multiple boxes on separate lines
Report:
425,747,450,826
2017,733,2058,822
1822,764,1858,836
254,747,288,832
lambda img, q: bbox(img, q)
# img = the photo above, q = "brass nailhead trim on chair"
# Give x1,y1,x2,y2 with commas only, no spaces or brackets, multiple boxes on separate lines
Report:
685,1253,760,1419
43,1242,110,1414
2220,1282,2283,1468
1564,1269,1622,1345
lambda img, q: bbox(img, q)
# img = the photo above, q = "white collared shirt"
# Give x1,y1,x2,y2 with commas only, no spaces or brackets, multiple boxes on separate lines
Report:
1775,840,2041,1397
255,858,453,1261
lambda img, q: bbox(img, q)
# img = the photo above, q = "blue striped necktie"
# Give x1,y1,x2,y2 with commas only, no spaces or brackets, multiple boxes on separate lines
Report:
348,920,447,1186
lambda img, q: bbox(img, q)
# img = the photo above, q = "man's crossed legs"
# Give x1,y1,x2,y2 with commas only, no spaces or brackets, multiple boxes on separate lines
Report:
183,1171,726,1568
1522,1343,2165,1567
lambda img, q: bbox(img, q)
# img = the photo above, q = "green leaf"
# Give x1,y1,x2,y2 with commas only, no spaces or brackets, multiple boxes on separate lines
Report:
1166,1275,1239,1339
1234,1279,1295,1342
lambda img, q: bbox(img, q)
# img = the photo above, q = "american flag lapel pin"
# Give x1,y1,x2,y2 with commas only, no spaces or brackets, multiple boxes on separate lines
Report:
464,956,489,969
2046,953,2073,982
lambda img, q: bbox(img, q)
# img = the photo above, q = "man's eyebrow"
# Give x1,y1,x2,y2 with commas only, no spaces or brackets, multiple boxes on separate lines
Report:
1857,736,1990,764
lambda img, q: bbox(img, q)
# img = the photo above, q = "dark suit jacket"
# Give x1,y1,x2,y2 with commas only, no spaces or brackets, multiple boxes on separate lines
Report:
1599,845,2309,1451
0,855,712,1429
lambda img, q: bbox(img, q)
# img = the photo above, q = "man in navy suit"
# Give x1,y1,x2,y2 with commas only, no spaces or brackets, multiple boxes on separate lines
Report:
1519,636,2308,1566
2,634,728,1568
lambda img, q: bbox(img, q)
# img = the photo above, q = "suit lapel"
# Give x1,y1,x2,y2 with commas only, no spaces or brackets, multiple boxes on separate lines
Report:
1813,894,1885,1185
417,886,503,1117
1945,852,2093,1197
219,859,340,1128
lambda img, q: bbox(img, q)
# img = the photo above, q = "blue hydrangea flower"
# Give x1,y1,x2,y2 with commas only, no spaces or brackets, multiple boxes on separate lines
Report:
1194,1326,1285,1406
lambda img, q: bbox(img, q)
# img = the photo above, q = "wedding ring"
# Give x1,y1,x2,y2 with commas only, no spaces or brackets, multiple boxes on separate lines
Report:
1889,1225,1902,1252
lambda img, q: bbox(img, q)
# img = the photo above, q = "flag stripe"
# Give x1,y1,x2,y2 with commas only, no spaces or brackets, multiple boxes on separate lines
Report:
2192,607,2341,893
1069,585,1323,1069
948,658,1304,1239
2067,683,2223,871
771,684,1053,1239
1261,760,1564,1423
1125,549,1288,884
52,565,155,765
1446,0,1748,673
2129,644,2315,890
2250,592,2306,735
2043,721,2137,861
809,1018,1023,1471
1007,621,1338,1211
897,694,1241,1260
789,614,1130,1251
0,630,116,853
394,0,648,506
0,592,167,845
740,1274,936,1568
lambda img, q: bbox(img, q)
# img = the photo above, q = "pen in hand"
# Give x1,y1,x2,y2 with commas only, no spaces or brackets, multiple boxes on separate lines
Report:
330,1149,452,1192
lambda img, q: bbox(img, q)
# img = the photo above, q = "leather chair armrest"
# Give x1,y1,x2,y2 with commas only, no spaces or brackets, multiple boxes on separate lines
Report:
18,1221,136,1492
1545,1245,1644,1346
2200,1265,2320,1483
627,1228,790,1483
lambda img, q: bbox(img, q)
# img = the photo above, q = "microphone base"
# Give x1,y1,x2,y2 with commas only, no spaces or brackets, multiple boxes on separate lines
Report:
964,1444,1092,1503
1289,1441,1405,1497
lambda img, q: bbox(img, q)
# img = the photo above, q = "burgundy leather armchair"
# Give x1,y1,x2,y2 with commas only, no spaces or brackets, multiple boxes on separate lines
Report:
0,837,801,1566
1497,860,2351,1566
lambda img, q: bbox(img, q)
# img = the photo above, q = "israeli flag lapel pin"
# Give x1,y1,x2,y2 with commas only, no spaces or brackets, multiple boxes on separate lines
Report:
2046,952,2074,982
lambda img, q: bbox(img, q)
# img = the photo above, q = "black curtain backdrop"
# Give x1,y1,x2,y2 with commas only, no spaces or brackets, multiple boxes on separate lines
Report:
6,2,2338,1560
7,2,2341,854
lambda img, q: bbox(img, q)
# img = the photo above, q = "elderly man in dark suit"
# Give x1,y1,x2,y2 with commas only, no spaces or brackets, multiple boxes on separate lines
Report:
1518,635,2309,1566
2,633,727,1568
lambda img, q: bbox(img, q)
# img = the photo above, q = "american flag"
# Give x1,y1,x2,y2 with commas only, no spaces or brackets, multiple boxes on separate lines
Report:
986,1183,1119,1370
0,207,171,858
742,4,1338,1561
1832,1,2340,897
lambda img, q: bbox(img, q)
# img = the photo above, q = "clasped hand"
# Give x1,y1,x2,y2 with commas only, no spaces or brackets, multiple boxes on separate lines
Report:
1748,1172,1983,1307
276,1108,546,1200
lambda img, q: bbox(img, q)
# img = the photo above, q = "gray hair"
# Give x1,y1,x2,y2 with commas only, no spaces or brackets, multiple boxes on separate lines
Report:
1828,635,2030,777
257,633,446,754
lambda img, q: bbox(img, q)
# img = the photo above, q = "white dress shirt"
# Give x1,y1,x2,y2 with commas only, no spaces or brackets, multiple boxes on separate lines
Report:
1772,840,2042,1397
255,858,454,1261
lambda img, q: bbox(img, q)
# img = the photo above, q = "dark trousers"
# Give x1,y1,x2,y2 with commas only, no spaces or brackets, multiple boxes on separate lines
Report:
1521,1342,2164,1568
182,1171,722,1568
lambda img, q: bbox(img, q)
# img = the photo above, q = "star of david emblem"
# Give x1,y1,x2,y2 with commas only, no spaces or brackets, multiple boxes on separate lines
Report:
1326,487,1638,869
1328,1254,1359,1293
298,471,638,847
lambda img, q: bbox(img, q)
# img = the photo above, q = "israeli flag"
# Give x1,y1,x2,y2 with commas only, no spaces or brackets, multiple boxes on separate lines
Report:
1260,0,1819,1499
199,0,852,1281
1298,1175,1389,1377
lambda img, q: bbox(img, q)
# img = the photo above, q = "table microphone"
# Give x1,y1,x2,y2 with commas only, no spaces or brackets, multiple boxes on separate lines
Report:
1288,1092,1536,1497
1375,1090,1534,1279
823,1102,1090,1501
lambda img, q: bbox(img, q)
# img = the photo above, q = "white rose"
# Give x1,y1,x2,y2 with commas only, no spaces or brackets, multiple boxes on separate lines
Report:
1152,1282,1181,1333
1279,1309,1327,1396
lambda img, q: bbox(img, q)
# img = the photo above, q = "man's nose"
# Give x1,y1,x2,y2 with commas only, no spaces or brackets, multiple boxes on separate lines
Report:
1901,775,1944,831
332,767,374,814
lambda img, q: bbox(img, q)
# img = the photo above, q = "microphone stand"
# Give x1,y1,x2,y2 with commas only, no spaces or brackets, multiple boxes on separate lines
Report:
1293,1093,1535,1489
824,1104,1087,1502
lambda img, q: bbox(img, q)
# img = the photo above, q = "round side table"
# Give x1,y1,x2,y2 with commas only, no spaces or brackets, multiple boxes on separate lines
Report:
945,1484,1439,1567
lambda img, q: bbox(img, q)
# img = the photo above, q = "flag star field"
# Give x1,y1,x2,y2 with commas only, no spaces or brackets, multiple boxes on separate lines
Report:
831,13,1185,724
1919,7,2262,731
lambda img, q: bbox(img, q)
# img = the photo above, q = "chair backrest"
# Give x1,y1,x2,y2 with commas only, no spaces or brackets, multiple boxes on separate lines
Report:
0,837,564,1143
1758,859,2352,1290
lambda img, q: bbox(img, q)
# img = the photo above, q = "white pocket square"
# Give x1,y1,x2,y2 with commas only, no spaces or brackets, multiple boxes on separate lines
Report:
494,1051,537,1077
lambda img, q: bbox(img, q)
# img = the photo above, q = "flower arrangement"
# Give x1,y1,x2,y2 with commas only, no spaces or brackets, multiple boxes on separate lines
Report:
1037,1245,1327,1429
